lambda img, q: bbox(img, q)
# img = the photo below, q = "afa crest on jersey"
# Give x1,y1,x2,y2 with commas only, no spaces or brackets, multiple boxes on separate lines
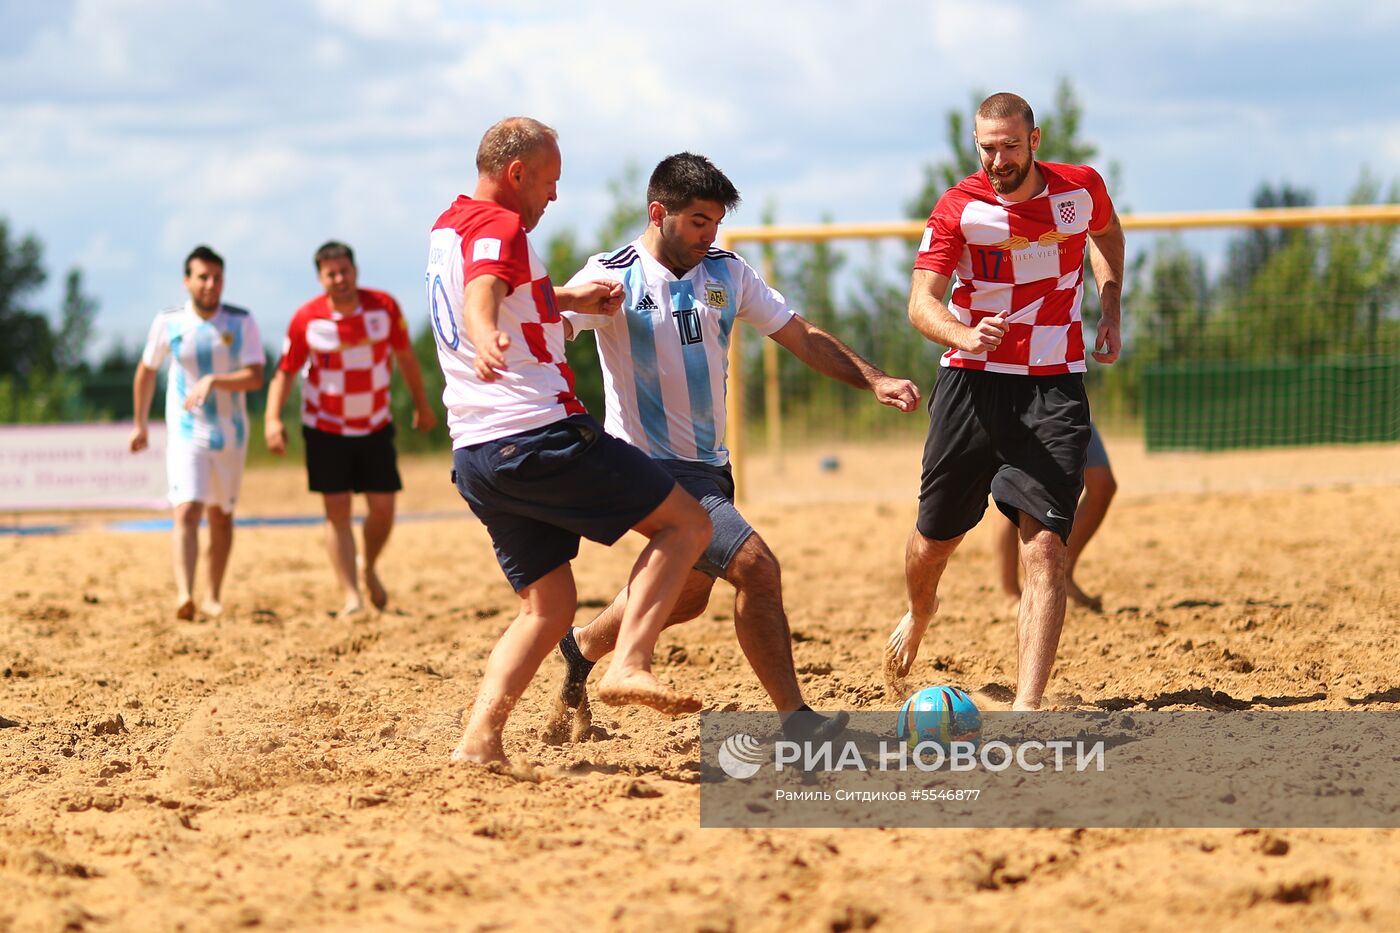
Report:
221,331,234,346
705,284,728,309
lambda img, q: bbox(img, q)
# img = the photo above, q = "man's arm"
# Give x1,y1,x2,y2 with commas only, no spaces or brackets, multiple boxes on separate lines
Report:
263,368,294,455
767,315,920,413
129,363,159,452
393,346,438,432
1087,211,1125,365
555,280,624,340
554,280,624,316
464,275,511,382
183,364,264,412
907,270,1009,354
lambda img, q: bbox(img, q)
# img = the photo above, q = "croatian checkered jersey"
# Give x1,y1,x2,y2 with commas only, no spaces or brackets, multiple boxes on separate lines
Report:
564,239,793,466
141,301,264,450
915,162,1114,375
278,289,410,436
426,195,584,448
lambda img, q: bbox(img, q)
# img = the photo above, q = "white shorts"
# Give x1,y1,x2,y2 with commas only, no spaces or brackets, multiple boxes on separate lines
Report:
167,442,247,512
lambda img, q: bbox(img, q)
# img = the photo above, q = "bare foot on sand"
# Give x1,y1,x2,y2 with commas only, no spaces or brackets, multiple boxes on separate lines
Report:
336,599,366,619
175,597,196,621
883,600,937,696
362,562,388,610
450,731,507,766
597,669,700,715
1066,578,1103,612
200,599,224,618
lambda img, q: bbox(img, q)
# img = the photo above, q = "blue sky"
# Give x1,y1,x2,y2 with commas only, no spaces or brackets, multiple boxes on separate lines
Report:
2,0,1396,357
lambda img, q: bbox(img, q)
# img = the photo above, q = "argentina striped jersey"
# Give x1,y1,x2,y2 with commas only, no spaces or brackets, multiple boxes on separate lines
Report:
140,301,264,450
564,238,793,466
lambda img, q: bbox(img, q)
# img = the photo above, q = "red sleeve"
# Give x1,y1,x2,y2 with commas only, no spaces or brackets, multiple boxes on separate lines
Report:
277,306,311,374
462,213,532,296
912,192,966,278
1082,166,1115,233
382,293,411,351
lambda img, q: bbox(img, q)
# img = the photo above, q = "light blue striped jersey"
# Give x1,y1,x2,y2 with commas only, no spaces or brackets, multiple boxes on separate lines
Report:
564,239,793,466
140,301,264,450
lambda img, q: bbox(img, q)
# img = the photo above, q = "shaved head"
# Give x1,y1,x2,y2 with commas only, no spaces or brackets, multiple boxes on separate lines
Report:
976,92,1035,132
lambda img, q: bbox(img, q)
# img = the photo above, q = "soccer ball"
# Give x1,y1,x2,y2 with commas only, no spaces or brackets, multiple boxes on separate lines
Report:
897,686,981,749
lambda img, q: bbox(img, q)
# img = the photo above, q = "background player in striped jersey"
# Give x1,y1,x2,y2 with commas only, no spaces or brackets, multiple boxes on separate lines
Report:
264,242,438,617
886,92,1125,710
547,153,920,744
427,118,712,766
130,245,265,619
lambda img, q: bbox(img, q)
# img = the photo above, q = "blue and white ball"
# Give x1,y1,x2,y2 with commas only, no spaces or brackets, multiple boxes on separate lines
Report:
897,686,981,749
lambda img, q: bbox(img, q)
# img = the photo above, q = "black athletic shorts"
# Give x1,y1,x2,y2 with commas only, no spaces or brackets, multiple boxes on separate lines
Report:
917,368,1090,544
303,423,403,494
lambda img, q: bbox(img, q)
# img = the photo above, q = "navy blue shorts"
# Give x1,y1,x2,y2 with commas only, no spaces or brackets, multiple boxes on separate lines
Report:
452,414,675,592
655,459,754,577
1086,423,1111,470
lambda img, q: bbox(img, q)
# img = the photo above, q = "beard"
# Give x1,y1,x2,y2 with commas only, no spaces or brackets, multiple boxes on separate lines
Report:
986,158,1032,195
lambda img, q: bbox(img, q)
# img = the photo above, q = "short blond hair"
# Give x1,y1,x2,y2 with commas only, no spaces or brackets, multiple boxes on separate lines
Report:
476,117,558,177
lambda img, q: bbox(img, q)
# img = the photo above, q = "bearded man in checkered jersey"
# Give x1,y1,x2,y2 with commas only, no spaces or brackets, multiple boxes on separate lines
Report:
886,92,1126,711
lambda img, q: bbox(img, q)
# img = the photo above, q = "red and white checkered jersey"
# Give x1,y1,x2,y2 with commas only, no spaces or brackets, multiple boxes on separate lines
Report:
425,195,585,448
915,162,1114,375
277,289,411,435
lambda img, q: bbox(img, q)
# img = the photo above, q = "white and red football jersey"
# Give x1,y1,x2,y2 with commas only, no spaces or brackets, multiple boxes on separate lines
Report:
915,162,1114,375
278,289,410,435
425,195,585,448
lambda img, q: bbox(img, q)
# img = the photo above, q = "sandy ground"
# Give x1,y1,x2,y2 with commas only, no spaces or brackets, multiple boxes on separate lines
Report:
2,437,1399,932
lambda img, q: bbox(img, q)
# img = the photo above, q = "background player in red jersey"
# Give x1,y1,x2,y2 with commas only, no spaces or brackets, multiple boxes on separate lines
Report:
886,92,1125,710
265,241,438,616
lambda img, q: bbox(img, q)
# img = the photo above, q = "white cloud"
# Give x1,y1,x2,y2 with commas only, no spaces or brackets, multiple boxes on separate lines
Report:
0,0,1392,355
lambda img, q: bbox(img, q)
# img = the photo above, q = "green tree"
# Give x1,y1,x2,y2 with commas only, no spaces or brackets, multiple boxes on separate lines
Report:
0,217,103,421
0,217,53,379
906,77,1108,220
1220,183,1314,295
56,269,99,372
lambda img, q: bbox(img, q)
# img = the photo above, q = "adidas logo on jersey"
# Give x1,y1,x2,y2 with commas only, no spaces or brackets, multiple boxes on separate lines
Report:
635,294,658,311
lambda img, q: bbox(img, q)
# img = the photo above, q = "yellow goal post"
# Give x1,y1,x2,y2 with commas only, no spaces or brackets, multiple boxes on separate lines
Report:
718,203,1400,497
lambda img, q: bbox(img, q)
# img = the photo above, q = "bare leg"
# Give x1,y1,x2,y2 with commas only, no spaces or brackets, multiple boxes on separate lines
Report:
171,502,202,620
203,506,234,616
453,563,577,765
727,534,805,712
541,572,711,745
596,486,711,714
574,572,711,662
996,516,1022,614
322,492,363,616
361,492,395,610
885,528,961,690
1064,466,1116,610
1014,513,1068,710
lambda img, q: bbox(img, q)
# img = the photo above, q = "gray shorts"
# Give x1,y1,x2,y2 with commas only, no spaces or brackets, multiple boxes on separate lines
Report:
655,459,754,578
1086,423,1111,470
